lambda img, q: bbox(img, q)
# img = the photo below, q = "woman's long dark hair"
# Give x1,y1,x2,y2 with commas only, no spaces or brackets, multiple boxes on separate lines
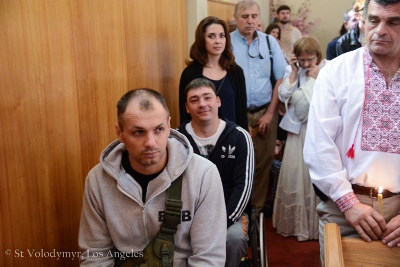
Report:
187,16,236,71
265,23,281,40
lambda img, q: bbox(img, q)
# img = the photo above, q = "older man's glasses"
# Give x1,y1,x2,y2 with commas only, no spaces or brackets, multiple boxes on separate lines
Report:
248,40,264,59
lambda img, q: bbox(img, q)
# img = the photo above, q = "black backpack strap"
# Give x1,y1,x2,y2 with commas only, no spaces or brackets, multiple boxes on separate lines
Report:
155,174,183,266
159,174,183,240
266,35,276,88
266,34,273,57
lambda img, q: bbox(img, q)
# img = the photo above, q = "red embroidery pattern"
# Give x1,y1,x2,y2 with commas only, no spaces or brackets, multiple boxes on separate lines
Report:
361,49,400,153
335,192,360,213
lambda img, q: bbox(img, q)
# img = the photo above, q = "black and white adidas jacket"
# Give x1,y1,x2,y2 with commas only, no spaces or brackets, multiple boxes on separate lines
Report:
179,119,254,228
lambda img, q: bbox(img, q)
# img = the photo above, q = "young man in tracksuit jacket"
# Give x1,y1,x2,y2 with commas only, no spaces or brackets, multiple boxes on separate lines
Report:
78,88,227,266
179,78,254,267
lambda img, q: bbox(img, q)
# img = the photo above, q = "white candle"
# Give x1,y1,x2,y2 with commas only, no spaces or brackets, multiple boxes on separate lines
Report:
378,186,384,217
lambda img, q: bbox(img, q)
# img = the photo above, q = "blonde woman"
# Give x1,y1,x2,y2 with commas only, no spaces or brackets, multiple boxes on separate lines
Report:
273,36,328,241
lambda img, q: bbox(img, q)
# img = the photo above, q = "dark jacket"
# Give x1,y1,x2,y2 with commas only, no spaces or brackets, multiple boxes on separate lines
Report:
178,119,254,228
179,62,248,130
336,22,362,57
326,36,340,60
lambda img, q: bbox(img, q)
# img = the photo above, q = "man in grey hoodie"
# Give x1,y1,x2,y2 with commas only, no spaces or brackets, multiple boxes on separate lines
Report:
78,88,227,266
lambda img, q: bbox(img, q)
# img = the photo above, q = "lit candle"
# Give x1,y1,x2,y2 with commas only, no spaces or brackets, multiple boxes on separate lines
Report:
378,186,384,217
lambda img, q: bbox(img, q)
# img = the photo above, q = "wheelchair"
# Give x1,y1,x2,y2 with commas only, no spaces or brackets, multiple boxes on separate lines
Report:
240,208,268,267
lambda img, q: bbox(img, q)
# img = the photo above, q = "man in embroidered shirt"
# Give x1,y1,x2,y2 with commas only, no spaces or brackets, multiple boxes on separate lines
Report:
179,78,254,267
304,0,400,264
276,5,303,62
230,0,287,214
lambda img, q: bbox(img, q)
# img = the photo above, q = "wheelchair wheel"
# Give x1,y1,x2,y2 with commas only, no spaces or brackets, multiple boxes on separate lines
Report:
259,212,267,267
249,211,268,267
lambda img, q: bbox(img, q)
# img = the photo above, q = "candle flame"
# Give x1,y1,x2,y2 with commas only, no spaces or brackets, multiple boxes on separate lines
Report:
378,186,383,194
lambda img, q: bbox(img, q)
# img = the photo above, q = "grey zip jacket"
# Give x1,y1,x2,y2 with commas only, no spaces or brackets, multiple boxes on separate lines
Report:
78,129,227,266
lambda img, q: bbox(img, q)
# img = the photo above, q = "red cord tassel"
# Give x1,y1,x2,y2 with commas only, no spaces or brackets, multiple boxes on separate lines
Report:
346,144,355,158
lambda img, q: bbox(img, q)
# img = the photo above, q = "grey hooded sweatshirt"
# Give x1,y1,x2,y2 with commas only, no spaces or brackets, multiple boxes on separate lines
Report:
78,129,227,266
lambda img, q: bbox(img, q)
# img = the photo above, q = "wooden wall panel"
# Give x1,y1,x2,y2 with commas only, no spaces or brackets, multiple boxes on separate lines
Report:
122,1,187,124
0,0,187,266
207,0,236,22
71,0,129,173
